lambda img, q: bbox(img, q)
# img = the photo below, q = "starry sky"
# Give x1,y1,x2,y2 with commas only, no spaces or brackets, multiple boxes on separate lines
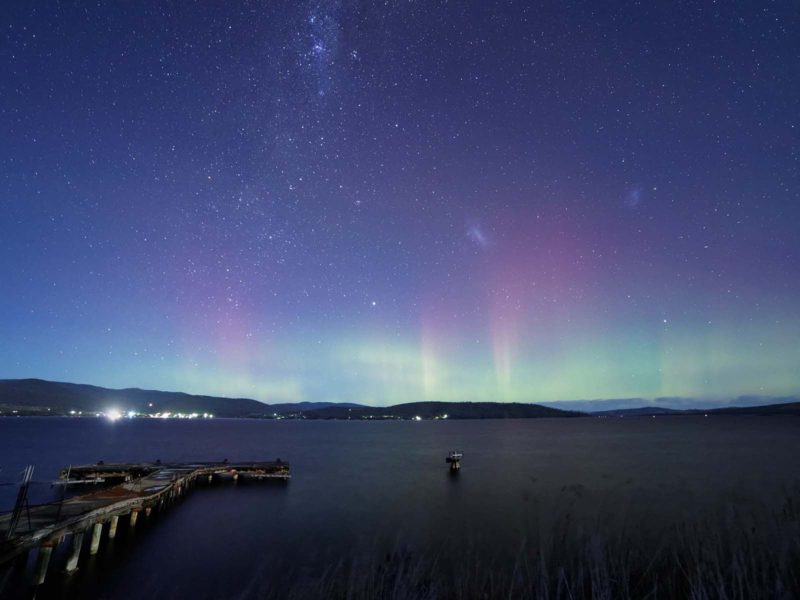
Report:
1,1,798,406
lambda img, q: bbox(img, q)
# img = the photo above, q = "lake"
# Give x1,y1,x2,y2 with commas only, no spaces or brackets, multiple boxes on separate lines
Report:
1,416,799,599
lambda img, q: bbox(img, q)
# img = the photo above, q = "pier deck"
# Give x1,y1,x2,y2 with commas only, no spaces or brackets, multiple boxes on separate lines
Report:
0,460,289,579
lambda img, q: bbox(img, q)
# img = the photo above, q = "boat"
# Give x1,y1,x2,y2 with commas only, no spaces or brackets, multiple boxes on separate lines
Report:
445,451,463,463
446,450,463,470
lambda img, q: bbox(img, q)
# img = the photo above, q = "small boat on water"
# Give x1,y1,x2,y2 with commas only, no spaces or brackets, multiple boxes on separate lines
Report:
446,450,463,470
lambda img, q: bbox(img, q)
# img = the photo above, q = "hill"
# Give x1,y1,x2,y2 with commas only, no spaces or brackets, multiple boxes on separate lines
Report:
706,401,800,416
0,379,356,418
3,378,797,420
591,402,800,417
546,395,800,413
0,380,576,420
592,407,688,417
302,401,582,420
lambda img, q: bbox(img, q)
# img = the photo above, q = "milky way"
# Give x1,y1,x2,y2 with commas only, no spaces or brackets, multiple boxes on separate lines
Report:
1,2,798,404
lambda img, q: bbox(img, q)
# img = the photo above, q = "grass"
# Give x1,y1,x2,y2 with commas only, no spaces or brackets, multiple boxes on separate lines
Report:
262,490,800,600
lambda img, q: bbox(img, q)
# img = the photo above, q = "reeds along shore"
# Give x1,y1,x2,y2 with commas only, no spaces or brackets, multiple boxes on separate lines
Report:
262,491,800,600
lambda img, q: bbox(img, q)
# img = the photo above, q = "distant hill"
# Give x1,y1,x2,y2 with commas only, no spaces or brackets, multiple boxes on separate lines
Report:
302,401,582,420
0,379,357,418
0,380,574,420
264,401,363,414
592,402,800,417
546,395,800,412
2,378,798,420
706,401,800,416
592,407,688,417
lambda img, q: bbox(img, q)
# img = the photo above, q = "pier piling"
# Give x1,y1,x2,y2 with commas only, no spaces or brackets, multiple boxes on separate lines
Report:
108,515,119,539
33,543,54,585
65,532,84,573
89,522,103,555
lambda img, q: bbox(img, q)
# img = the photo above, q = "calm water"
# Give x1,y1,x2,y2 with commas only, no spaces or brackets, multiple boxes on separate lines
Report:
1,416,799,599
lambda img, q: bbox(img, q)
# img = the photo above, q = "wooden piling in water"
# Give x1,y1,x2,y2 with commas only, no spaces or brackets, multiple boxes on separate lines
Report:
33,542,54,585
108,515,119,539
65,531,84,573
89,522,103,555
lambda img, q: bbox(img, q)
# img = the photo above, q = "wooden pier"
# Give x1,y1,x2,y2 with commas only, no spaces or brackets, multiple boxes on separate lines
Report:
0,460,289,585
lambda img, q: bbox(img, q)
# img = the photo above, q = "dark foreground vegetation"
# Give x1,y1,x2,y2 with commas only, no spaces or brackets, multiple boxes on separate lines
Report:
264,493,800,600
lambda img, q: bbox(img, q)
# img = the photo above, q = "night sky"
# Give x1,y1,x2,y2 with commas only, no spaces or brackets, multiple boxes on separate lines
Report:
1,2,798,405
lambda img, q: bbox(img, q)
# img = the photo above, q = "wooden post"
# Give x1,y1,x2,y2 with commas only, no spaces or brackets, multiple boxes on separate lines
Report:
129,509,139,528
144,506,152,518
33,543,54,585
90,522,103,554
65,531,84,573
108,515,119,539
